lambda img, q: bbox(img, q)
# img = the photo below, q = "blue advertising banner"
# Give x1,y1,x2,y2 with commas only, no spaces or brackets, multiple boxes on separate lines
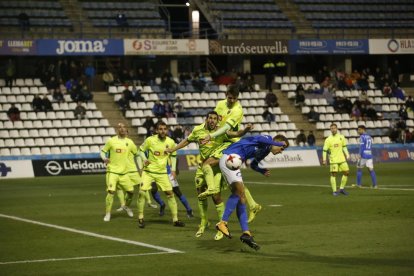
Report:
0,40,36,55
289,40,368,55
36,39,124,56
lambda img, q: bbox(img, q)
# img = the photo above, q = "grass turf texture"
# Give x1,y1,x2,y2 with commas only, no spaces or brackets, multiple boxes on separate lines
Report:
0,163,413,275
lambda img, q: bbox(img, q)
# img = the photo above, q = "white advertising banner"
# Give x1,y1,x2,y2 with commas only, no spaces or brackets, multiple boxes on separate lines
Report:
259,150,320,168
369,39,414,54
0,160,34,179
124,39,209,55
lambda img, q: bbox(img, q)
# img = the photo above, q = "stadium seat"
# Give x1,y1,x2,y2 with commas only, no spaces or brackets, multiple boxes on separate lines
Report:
30,148,41,155
60,147,71,154
20,148,31,155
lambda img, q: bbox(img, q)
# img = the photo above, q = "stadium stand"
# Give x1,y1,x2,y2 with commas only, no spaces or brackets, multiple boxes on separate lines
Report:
0,1,72,28
0,79,114,156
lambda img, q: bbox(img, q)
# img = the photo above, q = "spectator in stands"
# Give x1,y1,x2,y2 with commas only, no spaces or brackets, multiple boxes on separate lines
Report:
70,84,83,102
262,107,275,123
337,76,349,90
102,70,114,89
265,91,278,107
74,101,86,119
160,69,177,94
7,104,20,122
243,71,255,91
172,125,184,143
5,59,15,88
53,88,65,103
307,131,315,146
296,129,307,147
179,72,192,85
131,85,144,102
365,104,378,121
395,119,407,143
42,95,53,112
392,85,405,101
294,90,305,107
117,94,130,116
122,85,133,102
81,85,93,102
46,76,59,92
356,75,369,91
84,63,96,90
69,61,79,80
392,60,401,84
152,100,166,118
143,116,155,137
32,95,43,112
146,68,155,85
263,60,275,92
18,12,30,31
173,97,190,118
163,101,175,118
192,74,205,92
65,78,77,92
118,69,129,84
382,82,392,97
127,69,136,82
307,106,319,122
405,129,413,143
351,104,362,121
358,90,370,105
116,10,128,31
135,68,147,86
398,104,408,120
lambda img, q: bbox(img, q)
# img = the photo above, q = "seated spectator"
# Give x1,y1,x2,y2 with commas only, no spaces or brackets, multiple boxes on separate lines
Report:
53,88,65,103
80,85,93,102
265,91,278,107
145,68,155,86
307,131,315,146
32,95,43,112
122,85,133,102
179,72,192,85
160,69,177,94
18,12,30,31
351,104,361,121
117,94,130,116
74,102,86,119
163,101,175,118
172,125,184,143
294,90,305,107
7,104,20,121
173,97,191,117
392,85,405,101
42,95,53,112
102,70,114,89
143,116,155,137
65,78,77,92
152,100,166,118
405,129,413,143
131,85,144,102
307,106,320,122
46,76,59,92
405,96,414,111
70,84,82,102
136,68,147,86
295,84,305,96
365,104,378,120
398,104,408,120
358,90,370,105
356,75,369,90
240,71,255,92
262,107,275,122
383,82,392,97
115,10,128,31
192,73,205,92
296,129,307,147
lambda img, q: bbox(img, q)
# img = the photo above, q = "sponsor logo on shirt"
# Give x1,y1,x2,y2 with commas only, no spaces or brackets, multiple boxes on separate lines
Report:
154,151,160,156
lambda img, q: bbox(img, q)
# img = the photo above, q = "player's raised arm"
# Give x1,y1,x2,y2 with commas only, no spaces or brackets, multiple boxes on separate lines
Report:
165,139,190,153
226,123,254,138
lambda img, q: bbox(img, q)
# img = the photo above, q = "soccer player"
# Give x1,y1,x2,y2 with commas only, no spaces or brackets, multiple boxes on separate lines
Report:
355,125,377,188
137,121,185,228
322,123,350,196
167,111,252,239
201,85,262,223
101,123,139,222
215,134,289,250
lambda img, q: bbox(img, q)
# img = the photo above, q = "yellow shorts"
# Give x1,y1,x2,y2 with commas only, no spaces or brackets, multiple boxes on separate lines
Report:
128,172,142,186
141,171,172,192
209,142,232,160
194,164,225,193
330,162,349,173
106,173,134,192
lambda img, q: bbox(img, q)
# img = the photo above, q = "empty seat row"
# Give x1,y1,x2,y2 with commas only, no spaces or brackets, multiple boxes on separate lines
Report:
0,126,114,139
0,110,102,122
1,102,97,112
0,86,47,94
82,2,155,10
316,120,390,130
281,83,320,92
0,135,109,148
0,145,103,157
275,75,315,84
0,118,109,130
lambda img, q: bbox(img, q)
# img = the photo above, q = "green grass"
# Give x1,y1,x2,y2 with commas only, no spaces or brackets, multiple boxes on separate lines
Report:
0,163,413,275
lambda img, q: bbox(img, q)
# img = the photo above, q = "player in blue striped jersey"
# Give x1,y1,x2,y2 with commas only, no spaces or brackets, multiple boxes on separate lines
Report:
356,125,377,188
216,134,288,250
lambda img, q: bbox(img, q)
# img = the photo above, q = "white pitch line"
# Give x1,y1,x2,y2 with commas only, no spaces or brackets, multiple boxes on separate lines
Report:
246,181,414,192
268,204,283,207
0,214,182,254
0,252,173,265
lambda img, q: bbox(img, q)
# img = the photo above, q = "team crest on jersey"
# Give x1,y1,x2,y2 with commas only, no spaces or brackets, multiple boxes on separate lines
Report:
116,148,122,153
334,144,339,148
154,151,160,156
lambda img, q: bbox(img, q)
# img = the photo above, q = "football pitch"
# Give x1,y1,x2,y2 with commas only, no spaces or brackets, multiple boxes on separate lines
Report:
1,163,413,275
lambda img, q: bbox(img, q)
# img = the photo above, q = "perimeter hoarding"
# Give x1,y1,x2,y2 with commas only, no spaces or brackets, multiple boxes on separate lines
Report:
289,40,368,54
36,39,124,56
209,40,289,55
0,160,34,179
0,40,36,55
369,39,414,54
124,39,209,55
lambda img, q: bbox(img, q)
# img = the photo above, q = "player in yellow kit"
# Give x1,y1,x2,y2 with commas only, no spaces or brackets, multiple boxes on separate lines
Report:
200,85,262,223
137,121,185,228
101,123,139,222
167,111,252,239
322,123,350,196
